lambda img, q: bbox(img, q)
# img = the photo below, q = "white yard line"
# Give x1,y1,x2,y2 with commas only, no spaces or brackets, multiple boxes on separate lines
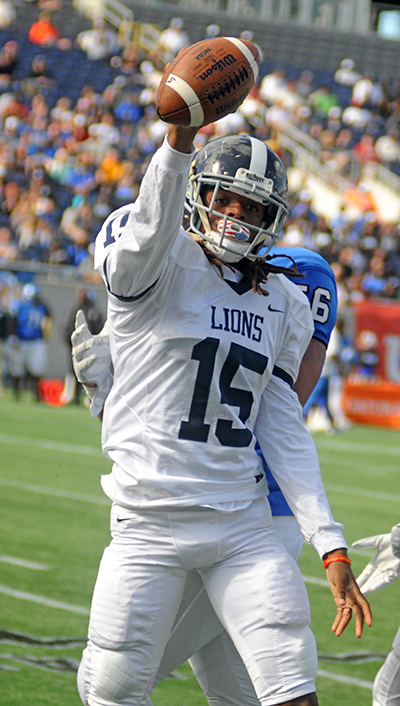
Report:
0,478,110,505
303,575,330,587
317,668,373,689
0,585,89,615
0,433,102,457
315,439,400,457
325,484,400,503
0,556,50,570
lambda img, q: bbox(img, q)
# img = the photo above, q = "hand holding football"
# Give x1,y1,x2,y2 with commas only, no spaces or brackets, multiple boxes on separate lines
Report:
156,36,260,127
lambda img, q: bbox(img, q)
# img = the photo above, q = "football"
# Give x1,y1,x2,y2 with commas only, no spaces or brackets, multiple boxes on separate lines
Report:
156,36,260,127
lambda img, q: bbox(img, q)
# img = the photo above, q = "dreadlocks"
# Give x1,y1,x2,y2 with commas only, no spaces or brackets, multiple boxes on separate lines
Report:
196,238,305,296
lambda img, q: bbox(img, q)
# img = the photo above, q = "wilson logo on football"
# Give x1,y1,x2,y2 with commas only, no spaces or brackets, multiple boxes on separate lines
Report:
199,54,236,81
217,219,250,241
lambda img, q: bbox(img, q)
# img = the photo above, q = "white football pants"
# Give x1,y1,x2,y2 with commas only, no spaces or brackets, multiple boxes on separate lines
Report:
80,500,315,706
373,627,400,706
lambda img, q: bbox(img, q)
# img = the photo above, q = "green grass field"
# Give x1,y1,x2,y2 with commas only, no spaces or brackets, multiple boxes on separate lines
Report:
1,392,400,706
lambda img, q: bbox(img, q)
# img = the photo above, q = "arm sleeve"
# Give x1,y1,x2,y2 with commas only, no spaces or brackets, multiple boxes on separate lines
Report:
94,137,194,299
255,375,347,558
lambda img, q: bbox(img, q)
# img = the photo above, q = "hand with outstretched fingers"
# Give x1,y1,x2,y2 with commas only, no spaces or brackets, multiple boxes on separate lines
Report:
325,556,373,638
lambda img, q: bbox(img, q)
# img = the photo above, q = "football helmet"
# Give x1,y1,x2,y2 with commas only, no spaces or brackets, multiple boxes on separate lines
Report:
186,135,289,263
21,282,40,301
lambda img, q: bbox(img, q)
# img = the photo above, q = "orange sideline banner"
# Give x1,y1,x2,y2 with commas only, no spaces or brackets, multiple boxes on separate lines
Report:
343,379,400,429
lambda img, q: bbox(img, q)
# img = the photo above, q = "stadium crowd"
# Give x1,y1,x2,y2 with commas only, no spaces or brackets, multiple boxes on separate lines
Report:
0,12,400,400
0,18,397,304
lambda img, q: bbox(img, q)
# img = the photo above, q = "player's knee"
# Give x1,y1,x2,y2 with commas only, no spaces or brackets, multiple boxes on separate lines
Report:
92,648,147,704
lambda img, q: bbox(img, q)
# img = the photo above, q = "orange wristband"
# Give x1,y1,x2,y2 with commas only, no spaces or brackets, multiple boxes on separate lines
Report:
323,555,351,569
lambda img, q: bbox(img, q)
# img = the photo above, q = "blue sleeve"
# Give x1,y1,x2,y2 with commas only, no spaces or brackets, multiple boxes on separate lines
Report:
269,247,337,348
262,247,338,516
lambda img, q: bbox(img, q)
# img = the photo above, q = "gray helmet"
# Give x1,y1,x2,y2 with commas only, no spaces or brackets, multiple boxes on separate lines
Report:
186,134,289,263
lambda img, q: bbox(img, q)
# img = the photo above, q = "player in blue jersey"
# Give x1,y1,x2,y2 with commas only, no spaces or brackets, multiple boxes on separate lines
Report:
261,246,337,537
6,283,52,400
72,244,339,706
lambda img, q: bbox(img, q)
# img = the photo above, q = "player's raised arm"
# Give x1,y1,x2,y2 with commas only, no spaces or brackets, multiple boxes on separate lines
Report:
94,37,258,301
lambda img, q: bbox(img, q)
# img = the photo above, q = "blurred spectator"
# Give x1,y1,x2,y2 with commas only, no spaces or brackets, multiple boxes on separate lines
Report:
153,17,190,63
375,129,400,169
76,18,119,61
343,183,377,215
318,128,336,165
87,111,120,149
0,40,18,88
0,0,15,28
290,189,318,226
352,72,374,107
21,53,56,98
96,147,125,185
28,11,61,47
0,270,18,394
361,253,388,296
205,24,220,39
259,68,286,104
325,128,353,174
334,58,361,87
0,224,18,259
110,42,139,76
304,323,348,433
60,195,97,245
5,282,52,400
295,70,315,99
352,133,379,165
342,102,372,129
307,84,340,117
3,90,29,120
114,90,143,123
354,329,380,379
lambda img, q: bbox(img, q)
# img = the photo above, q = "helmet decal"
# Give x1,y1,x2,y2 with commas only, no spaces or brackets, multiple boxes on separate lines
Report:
248,136,268,174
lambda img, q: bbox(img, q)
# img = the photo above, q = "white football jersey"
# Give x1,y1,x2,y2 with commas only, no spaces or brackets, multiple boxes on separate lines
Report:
94,137,345,556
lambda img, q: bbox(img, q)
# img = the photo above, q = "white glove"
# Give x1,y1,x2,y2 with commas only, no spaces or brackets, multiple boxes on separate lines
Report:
352,525,400,594
71,310,113,417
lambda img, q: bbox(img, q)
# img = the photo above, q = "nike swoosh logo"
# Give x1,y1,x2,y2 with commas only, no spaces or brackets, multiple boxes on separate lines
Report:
116,517,130,522
268,304,284,313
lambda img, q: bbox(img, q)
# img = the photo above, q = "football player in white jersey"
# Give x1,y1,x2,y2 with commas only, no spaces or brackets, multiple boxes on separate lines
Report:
72,245,339,706
352,525,400,706
76,122,371,706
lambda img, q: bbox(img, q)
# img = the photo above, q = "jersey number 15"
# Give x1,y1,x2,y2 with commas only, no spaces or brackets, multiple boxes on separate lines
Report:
179,337,268,447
